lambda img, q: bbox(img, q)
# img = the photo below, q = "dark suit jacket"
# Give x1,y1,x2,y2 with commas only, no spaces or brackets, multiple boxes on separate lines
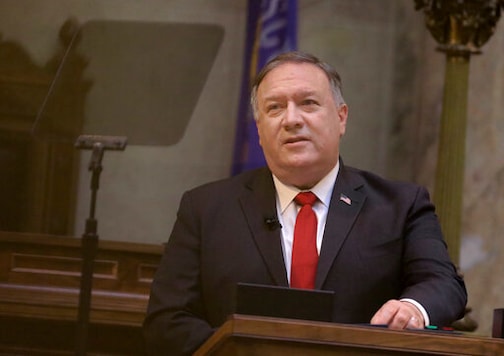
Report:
143,163,467,355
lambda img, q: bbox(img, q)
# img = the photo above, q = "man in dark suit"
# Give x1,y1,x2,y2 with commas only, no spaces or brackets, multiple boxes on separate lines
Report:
143,51,467,355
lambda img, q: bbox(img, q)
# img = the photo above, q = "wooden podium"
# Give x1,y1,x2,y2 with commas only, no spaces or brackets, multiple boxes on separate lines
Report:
196,314,504,356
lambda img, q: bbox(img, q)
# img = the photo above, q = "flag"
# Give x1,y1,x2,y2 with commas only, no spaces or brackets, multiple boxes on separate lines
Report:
231,0,298,175
340,194,352,206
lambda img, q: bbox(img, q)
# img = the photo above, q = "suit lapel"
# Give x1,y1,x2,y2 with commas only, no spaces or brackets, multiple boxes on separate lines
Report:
239,169,289,287
315,166,366,289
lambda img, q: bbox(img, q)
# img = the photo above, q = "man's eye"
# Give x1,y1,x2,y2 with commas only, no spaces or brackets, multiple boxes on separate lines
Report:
267,104,281,112
302,99,317,106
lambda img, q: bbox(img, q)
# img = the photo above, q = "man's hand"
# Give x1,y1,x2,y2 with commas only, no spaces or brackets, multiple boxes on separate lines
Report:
370,299,424,330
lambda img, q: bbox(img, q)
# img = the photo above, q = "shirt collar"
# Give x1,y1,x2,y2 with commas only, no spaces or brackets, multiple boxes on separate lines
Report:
273,161,340,213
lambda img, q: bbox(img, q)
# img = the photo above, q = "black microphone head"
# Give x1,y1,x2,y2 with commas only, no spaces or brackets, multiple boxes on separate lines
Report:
264,217,281,230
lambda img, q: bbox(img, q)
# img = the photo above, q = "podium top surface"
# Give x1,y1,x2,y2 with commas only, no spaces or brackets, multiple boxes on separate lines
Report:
196,314,504,356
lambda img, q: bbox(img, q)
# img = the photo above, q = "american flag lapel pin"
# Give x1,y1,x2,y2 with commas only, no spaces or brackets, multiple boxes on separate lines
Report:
340,193,352,205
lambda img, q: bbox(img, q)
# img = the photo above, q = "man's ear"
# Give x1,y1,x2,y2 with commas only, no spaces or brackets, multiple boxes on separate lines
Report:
338,104,348,136
256,119,263,147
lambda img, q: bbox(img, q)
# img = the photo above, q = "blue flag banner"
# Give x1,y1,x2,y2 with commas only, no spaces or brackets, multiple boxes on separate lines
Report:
231,0,298,175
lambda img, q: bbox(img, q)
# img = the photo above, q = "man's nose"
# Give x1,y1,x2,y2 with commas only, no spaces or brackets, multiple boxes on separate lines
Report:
283,103,303,129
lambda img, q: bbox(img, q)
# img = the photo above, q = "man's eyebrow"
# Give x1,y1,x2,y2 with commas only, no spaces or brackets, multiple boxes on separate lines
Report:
261,94,284,103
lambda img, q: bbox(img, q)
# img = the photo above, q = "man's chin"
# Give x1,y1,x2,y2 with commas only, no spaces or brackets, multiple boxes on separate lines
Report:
278,158,316,176
281,158,312,170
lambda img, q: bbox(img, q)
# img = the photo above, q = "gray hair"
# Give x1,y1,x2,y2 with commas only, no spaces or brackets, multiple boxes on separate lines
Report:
250,51,345,120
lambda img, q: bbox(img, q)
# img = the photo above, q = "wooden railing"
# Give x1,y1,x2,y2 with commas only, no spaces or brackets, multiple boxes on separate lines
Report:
0,231,163,355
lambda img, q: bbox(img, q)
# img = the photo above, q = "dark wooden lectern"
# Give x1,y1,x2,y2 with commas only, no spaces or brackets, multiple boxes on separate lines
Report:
196,314,504,356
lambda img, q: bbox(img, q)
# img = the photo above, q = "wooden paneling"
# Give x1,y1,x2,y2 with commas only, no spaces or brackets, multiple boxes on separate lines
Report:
0,231,163,355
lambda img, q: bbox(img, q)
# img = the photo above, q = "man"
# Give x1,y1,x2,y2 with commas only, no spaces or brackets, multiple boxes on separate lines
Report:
143,51,467,355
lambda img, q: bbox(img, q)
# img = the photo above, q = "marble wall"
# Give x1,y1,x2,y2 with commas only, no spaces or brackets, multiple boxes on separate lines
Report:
391,3,504,337
446,27,504,338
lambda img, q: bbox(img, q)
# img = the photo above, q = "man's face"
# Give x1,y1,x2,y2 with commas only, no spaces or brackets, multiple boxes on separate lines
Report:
255,62,348,188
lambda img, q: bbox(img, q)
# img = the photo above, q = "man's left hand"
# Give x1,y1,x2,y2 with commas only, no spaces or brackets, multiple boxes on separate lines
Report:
370,299,424,330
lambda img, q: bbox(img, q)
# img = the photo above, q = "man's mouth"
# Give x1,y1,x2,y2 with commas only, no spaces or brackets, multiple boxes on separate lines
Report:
284,136,308,144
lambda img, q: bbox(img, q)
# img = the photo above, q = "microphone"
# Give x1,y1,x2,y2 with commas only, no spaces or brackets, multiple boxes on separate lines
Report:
264,217,282,231
74,135,128,172
75,135,128,151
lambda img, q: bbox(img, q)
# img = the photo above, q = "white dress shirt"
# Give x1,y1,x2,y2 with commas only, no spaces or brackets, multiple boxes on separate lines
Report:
272,162,339,283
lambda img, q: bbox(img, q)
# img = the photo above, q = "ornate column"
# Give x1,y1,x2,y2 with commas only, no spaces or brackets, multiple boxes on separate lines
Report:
414,1,503,265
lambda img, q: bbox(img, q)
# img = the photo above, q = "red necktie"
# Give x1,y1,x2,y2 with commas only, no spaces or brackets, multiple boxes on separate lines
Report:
290,192,318,289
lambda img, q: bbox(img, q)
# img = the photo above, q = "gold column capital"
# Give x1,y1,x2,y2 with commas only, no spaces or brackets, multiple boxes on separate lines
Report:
414,0,503,55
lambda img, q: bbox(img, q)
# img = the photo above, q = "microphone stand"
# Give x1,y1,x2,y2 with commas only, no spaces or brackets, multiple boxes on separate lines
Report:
74,135,127,356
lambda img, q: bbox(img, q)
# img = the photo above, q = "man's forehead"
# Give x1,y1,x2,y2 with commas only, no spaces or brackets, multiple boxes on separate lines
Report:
258,63,330,95
264,61,324,78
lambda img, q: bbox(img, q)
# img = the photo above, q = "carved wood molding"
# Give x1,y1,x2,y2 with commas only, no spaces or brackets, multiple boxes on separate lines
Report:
0,231,162,326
